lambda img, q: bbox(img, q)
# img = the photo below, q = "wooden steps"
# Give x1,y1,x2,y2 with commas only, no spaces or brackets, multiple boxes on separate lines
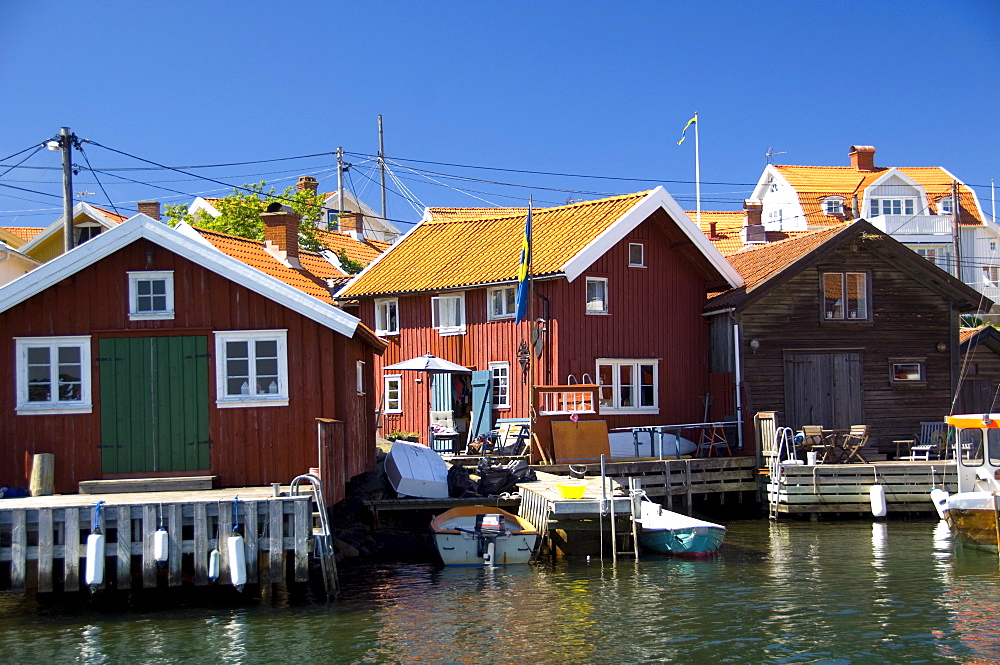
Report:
79,476,215,494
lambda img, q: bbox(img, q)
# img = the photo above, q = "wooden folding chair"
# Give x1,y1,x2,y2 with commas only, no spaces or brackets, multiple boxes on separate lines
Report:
838,425,869,463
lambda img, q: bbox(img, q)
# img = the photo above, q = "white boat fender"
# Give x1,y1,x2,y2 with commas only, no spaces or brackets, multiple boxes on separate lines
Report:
85,501,106,588
930,488,949,520
228,496,247,589
154,527,169,564
208,549,221,581
870,485,887,518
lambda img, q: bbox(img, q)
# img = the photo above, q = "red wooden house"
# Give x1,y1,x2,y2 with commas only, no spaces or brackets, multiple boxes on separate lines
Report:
335,188,742,447
0,212,385,502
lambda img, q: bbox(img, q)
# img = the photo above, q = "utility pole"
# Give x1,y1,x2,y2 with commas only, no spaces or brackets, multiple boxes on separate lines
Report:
378,115,387,219
337,146,344,230
952,180,962,281
59,127,75,253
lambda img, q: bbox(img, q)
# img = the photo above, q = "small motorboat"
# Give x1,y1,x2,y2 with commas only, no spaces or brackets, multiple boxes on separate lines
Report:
635,498,726,556
384,439,449,498
938,414,1000,552
431,506,539,566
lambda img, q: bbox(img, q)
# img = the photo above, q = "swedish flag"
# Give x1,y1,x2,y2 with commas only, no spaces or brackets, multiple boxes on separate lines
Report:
677,115,697,145
514,202,532,324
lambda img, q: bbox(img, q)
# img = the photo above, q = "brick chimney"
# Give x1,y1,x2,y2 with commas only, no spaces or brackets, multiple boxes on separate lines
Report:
743,199,766,243
296,176,319,193
849,145,877,172
137,201,161,221
708,221,718,239
339,212,365,239
261,207,301,268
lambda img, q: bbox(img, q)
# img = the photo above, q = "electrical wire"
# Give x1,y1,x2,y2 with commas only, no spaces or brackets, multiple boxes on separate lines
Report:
77,144,120,218
0,146,44,182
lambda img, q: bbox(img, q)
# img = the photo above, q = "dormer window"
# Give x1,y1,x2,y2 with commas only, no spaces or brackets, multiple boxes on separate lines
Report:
939,197,954,215
326,210,341,230
75,224,102,245
823,197,845,215
869,198,916,217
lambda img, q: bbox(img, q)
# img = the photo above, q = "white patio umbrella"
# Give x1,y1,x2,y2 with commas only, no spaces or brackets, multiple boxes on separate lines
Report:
383,354,471,373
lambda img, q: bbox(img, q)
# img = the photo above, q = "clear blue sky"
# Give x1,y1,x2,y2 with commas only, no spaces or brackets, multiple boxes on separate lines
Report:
2,0,998,230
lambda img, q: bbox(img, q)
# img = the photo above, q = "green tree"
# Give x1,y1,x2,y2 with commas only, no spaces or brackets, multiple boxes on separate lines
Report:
337,249,366,275
164,182,326,252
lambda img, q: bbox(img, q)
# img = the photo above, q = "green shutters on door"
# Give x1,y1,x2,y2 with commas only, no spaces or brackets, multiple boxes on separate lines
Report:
99,336,210,474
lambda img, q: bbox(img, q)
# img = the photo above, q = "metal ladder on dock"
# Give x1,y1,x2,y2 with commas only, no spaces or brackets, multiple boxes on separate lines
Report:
768,427,796,520
290,473,339,598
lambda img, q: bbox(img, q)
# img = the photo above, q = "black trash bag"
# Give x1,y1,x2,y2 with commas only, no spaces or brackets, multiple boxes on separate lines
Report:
476,458,536,496
447,465,480,498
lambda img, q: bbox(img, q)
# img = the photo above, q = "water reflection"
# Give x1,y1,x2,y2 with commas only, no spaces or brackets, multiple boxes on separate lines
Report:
2,520,1000,663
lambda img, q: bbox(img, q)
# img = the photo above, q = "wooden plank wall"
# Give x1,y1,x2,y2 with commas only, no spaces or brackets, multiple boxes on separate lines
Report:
0,497,312,594
735,240,959,451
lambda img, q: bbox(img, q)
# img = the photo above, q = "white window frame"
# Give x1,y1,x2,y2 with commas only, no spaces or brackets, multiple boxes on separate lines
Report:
356,360,365,395
596,359,658,414
487,285,516,321
489,361,511,409
586,277,608,314
214,329,289,408
869,198,916,217
890,359,925,384
374,298,399,336
822,272,869,321
939,197,954,215
384,374,403,413
628,243,645,267
983,266,1000,288
823,197,845,215
431,292,466,335
15,335,93,415
128,270,175,321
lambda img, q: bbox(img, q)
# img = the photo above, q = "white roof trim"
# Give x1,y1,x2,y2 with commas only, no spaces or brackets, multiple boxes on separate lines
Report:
0,215,360,338
560,187,743,288
337,211,427,297
322,190,401,235
17,202,124,254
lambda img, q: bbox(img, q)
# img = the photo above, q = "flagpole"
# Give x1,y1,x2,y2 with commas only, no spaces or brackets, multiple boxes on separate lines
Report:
526,196,534,446
694,111,701,228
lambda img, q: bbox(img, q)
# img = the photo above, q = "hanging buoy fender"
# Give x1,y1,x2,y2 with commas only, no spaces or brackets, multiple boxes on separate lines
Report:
85,500,106,587
228,535,247,586
870,484,887,518
208,549,221,581
930,488,949,520
154,527,169,563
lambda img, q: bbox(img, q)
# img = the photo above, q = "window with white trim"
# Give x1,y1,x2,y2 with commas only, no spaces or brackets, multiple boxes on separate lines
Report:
356,360,365,394
15,336,92,414
823,197,845,215
939,197,954,215
128,271,174,320
823,272,869,320
628,243,645,267
890,359,925,383
431,293,466,335
215,330,288,407
374,298,399,335
597,359,658,413
487,286,516,320
326,210,340,230
489,361,510,409
869,198,915,217
384,375,402,413
586,277,608,314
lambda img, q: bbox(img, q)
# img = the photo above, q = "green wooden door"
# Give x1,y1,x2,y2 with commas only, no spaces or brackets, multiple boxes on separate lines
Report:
99,336,210,474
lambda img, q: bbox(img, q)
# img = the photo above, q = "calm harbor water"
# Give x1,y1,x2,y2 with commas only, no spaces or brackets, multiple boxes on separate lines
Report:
2,518,1000,664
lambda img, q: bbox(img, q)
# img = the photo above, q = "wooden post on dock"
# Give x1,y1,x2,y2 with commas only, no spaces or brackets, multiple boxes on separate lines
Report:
29,454,54,497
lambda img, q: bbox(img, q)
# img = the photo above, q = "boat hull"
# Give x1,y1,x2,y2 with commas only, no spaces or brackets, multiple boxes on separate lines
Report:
431,506,539,565
636,499,726,556
384,440,449,498
944,492,1000,553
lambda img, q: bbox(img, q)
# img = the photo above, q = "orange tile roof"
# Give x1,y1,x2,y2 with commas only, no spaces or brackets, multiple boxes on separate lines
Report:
774,165,982,226
314,229,390,265
426,207,531,223
707,226,845,308
90,205,128,224
959,326,983,344
192,226,344,303
1,226,44,242
339,192,651,298
692,211,811,256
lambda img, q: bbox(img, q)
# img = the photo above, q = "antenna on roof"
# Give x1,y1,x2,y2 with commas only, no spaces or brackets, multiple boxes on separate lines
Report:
765,147,787,164
76,190,95,199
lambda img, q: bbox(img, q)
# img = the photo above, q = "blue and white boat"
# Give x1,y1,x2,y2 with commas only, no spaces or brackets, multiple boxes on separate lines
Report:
635,499,726,556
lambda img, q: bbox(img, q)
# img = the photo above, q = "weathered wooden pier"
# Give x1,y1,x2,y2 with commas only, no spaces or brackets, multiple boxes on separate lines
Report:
0,487,324,595
765,460,956,517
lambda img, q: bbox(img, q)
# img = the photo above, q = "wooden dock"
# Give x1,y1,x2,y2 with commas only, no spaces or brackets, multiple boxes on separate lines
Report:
0,487,316,595
765,461,956,516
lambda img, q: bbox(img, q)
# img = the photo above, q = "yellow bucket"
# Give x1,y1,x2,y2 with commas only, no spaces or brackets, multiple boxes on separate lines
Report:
554,482,586,499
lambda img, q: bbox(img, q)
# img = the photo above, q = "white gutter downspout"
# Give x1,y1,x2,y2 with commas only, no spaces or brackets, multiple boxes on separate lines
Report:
733,321,745,451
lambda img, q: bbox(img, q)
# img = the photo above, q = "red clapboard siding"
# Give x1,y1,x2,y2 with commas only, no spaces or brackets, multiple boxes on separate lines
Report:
0,239,377,502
